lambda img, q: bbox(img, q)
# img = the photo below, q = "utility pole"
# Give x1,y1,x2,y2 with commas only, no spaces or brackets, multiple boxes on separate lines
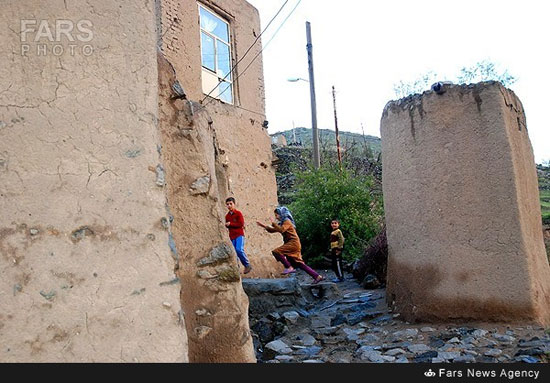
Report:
306,21,320,169
360,122,368,153
332,86,342,169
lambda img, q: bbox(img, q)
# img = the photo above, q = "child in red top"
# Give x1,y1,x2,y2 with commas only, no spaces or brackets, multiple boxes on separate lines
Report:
225,197,252,274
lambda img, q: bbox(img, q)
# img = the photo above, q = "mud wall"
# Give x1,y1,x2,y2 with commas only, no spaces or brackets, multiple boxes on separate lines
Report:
381,81,550,325
159,0,281,279
0,0,187,362
158,53,256,362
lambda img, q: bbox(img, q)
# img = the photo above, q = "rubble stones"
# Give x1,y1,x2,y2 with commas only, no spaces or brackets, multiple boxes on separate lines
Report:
282,311,300,324
343,328,365,341
361,274,381,289
407,344,430,353
264,339,292,358
296,333,317,347
247,271,550,363
391,328,418,342
493,334,516,344
472,329,488,337
437,351,461,361
413,351,438,362
384,348,406,356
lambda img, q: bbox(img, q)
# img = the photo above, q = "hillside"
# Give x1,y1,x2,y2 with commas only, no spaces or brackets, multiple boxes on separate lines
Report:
272,146,382,206
272,142,549,227
539,164,550,225
271,127,382,155
537,164,550,260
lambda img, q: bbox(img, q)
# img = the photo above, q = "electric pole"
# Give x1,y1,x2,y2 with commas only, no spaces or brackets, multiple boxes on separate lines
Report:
332,86,342,169
306,21,320,169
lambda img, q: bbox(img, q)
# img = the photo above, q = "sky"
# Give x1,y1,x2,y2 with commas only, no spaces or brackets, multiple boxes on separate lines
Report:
246,0,549,164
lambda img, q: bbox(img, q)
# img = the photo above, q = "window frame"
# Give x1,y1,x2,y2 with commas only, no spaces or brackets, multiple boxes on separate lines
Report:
198,3,234,104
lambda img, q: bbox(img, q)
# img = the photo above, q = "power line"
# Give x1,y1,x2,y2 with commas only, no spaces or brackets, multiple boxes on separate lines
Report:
232,104,267,117
201,0,303,110
234,0,303,84
200,0,290,104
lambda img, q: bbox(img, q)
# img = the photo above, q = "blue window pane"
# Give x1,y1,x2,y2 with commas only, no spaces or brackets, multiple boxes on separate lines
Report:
201,31,215,72
217,41,231,80
219,81,233,104
200,7,229,42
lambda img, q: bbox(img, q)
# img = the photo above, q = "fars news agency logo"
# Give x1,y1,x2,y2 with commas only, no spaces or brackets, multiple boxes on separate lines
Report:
19,19,94,56
425,369,437,378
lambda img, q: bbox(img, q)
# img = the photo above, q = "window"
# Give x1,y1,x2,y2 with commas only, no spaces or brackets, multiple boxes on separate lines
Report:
199,4,233,104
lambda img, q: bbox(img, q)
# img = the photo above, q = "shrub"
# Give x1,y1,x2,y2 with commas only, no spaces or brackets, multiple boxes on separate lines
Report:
288,165,383,266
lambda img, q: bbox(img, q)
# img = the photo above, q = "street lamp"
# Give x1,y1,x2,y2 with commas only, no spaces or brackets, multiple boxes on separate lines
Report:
287,77,308,83
287,73,320,168
287,77,309,146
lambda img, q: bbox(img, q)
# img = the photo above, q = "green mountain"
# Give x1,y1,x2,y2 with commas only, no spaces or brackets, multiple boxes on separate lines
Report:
271,127,381,155
538,164,550,225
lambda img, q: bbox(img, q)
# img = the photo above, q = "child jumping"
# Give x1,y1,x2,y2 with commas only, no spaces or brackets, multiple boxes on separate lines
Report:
329,219,345,283
225,197,252,274
256,206,324,284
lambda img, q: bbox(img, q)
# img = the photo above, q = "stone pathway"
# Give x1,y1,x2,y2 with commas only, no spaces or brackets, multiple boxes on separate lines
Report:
243,270,550,363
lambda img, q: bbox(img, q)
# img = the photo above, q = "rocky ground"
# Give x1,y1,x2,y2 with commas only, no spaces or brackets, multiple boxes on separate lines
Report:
245,270,550,364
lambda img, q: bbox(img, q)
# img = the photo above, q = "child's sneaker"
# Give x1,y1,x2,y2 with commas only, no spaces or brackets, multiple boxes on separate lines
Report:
244,265,252,274
281,267,296,275
331,277,343,283
312,275,325,284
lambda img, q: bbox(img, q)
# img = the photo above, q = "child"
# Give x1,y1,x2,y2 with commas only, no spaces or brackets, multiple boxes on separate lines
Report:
329,219,345,283
225,197,252,274
256,206,324,284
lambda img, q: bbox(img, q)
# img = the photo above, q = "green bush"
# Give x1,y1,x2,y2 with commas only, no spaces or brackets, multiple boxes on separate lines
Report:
289,165,383,266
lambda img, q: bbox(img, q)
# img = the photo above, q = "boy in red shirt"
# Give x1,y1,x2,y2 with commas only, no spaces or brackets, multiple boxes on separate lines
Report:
225,197,252,274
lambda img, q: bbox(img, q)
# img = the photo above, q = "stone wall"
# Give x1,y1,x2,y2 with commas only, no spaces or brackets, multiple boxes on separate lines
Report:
0,0,187,361
381,81,550,325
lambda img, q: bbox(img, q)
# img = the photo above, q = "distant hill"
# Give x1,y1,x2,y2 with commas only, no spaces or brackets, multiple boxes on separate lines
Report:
271,127,381,155
538,164,550,225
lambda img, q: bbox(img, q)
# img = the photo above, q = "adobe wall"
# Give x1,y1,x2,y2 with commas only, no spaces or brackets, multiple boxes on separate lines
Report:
0,1,187,362
381,81,550,325
159,0,281,279
157,54,256,362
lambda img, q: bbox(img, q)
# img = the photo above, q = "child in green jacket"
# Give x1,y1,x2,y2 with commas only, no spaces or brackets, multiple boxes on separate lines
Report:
329,219,345,283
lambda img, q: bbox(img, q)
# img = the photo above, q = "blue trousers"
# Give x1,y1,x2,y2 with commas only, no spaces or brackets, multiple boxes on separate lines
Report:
231,236,250,267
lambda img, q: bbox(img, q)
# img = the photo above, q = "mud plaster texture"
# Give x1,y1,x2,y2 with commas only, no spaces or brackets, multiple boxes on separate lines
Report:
158,0,281,278
0,1,187,362
158,53,256,362
380,81,550,325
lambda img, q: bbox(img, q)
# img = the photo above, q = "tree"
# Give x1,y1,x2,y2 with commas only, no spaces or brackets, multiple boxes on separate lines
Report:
393,70,439,99
457,60,516,87
393,60,517,99
288,165,384,266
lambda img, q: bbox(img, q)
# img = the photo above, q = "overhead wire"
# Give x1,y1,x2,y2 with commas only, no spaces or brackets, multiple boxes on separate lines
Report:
235,0,303,82
200,0,290,104
199,0,303,114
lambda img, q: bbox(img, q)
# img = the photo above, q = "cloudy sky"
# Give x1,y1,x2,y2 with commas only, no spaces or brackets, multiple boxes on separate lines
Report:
246,0,549,164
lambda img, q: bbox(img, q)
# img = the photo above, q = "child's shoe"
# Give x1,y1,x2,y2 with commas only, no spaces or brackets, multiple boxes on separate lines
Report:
312,275,325,284
281,267,296,275
244,265,252,274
